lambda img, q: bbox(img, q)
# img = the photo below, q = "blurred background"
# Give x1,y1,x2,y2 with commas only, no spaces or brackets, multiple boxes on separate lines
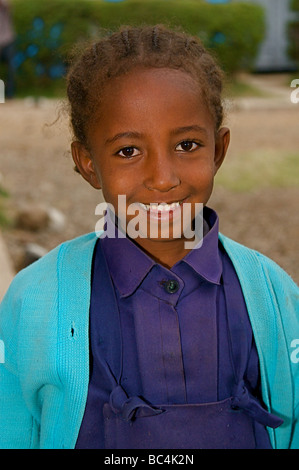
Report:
0,0,298,298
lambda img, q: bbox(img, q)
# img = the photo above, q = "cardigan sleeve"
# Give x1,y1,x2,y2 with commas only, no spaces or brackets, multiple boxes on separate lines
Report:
0,270,40,448
0,244,62,449
0,235,94,449
218,233,299,449
258,253,299,449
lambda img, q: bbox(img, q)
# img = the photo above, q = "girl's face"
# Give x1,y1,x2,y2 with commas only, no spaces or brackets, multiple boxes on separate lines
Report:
72,67,230,264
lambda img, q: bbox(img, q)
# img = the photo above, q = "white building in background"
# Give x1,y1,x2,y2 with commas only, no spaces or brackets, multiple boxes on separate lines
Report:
206,0,298,71
249,0,297,71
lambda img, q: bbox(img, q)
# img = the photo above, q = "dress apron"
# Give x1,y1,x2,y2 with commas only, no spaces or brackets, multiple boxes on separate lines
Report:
88,241,283,450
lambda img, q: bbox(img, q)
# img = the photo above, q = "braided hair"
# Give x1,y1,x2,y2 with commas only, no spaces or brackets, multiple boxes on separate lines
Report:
66,25,225,149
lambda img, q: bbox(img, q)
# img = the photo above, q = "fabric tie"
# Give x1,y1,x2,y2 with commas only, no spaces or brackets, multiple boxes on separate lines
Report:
109,385,163,422
231,381,283,429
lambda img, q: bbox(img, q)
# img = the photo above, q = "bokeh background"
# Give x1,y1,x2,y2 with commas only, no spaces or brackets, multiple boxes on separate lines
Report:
0,0,298,293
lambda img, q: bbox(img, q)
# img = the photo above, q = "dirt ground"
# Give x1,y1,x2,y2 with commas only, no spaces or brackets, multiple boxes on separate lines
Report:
0,73,298,284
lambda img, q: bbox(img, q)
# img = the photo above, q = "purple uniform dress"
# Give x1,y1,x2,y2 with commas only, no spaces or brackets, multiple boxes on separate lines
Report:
76,208,282,449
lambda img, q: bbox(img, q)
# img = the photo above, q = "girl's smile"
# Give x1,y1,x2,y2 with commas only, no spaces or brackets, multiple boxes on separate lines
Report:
72,67,230,266
137,200,184,222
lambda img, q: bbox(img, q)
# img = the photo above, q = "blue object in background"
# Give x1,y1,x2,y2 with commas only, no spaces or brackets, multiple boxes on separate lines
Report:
26,44,39,58
49,64,66,79
205,0,230,3
12,51,26,68
12,18,66,80
211,32,226,44
32,17,45,32
50,23,63,40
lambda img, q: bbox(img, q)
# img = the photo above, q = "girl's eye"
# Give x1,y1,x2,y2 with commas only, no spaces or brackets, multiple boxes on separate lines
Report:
176,141,200,152
117,147,140,158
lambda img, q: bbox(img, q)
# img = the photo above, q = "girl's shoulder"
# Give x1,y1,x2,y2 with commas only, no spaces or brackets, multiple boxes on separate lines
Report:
1,232,99,306
219,232,299,313
219,232,298,285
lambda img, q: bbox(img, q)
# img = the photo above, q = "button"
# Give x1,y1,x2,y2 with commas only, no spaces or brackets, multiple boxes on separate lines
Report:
163,279,179,294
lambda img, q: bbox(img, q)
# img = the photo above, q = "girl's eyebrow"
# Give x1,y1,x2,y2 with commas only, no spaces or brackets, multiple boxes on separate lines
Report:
105,125,207,146
170,125,208,136
105,131,143,145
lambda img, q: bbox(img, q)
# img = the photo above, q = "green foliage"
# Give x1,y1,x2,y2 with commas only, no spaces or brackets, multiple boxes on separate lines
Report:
9,0,265,96
291,0,299,11
216,150,299,192
0,185,9,227
289,0,299,64
288,21,299,64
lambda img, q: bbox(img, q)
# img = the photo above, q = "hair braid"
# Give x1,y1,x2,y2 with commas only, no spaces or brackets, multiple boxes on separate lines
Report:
151,26,160,50
120,29,131,54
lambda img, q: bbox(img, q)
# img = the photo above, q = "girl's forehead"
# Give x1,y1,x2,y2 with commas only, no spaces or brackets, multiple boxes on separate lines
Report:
103,66,202,96
97,66,208,120
89,67,214,142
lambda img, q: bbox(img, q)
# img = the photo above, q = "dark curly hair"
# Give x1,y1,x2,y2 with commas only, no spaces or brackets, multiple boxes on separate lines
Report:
66,24,225,150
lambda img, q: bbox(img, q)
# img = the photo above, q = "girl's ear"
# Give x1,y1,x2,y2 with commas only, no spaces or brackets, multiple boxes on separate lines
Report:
214,127,230,174
71,141,101,189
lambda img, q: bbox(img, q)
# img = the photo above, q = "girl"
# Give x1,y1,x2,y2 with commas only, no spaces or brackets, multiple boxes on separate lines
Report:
0,25,298,449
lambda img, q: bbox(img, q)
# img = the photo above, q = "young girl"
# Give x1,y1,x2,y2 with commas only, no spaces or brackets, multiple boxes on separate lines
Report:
0,25,298,450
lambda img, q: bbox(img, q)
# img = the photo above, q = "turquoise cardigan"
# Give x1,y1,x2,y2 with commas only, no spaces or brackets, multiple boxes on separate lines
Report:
0,232,298,449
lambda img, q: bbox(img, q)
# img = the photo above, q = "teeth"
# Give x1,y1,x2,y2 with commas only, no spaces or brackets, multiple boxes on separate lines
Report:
139,203,149,211
139,202,181,212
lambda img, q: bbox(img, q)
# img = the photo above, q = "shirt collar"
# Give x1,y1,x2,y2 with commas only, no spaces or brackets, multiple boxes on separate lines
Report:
99,206,222,297
178,206,222,285
100,214,155,297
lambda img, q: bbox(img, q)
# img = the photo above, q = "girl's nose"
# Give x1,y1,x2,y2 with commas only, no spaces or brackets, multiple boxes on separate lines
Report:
143,151,181,192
